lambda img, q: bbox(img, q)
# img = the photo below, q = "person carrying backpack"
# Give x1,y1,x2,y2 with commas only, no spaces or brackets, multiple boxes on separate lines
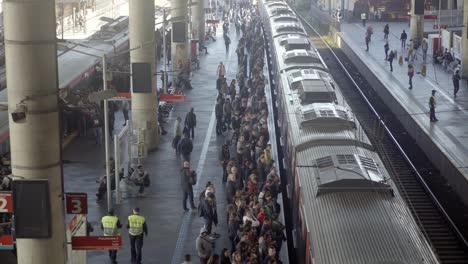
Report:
178,133,194,162
184,107,197,139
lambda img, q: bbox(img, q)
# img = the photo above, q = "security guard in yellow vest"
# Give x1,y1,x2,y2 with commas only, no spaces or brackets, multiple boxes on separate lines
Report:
127,207,148,264
101,209,121,264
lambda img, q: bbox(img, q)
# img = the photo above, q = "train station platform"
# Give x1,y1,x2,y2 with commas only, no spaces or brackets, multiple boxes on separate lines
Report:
336,21,468,206
61,23,263,263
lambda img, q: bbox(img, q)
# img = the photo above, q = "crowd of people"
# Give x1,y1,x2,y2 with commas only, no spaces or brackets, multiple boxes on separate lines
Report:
191,4,285,264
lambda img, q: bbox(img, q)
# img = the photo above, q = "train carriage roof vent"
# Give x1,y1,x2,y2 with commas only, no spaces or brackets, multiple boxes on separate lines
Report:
273,15,299,23
313,154,391,196
285,38,311,51
272,7,294,16
279,34,309,46
283,50,320,64
275,23,304,34
299,103,355,129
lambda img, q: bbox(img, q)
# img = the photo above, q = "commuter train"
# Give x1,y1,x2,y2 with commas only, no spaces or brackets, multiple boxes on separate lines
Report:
260,1,440,263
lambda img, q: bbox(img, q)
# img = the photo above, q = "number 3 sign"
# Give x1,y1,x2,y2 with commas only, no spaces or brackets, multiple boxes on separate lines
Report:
66,193,88,214
0,192,13,213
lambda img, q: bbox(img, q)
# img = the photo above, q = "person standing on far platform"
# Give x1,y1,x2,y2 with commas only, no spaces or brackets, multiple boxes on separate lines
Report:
383,24,389,40
388,50,395,72
181,161,197,211
429,90,438,122
101,209,121,264
184,107,197,139
453,69,461,98
400,30,407,48
365,33,371,51
384,40,389,60
127,207,148,264
361,12,367,27
421,38,428,62
408,64,415,89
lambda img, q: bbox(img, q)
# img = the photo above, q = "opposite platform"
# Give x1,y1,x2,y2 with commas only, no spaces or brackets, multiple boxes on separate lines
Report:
336,21,468,206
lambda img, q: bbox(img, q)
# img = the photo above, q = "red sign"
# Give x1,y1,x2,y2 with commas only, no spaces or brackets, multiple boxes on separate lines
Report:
160,94,186,102
72,236,122,250
0,235,14,250
206,19,220,24
0,192,13,213
115,92,131,99
66,193,88,215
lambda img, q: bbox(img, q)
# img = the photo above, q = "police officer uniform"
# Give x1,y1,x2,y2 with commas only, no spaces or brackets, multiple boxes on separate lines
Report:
101,209,122,263
127,207,148,264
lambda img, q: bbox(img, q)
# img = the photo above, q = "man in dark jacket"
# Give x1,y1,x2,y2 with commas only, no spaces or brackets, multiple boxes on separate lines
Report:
199,192,219,239
181,161,197,211
178,133,193,162
215,100,224,135
184,107,196,139
219,143,230,182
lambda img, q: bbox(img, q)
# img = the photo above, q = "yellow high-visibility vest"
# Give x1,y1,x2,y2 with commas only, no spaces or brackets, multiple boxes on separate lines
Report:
101,215,119,236
128,214,145,236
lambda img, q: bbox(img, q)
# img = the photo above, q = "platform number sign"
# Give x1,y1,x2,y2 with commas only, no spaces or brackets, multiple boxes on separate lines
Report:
65,193,88,215
0,192,13,213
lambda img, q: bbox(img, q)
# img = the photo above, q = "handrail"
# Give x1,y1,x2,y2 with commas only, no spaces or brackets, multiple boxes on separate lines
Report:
294,9,468,250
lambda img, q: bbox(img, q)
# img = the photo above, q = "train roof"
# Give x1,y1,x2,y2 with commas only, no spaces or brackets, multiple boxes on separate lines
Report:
262,1,440,262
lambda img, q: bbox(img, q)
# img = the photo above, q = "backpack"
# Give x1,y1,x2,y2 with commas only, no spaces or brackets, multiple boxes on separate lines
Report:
189,170,197,185
181,139,193,154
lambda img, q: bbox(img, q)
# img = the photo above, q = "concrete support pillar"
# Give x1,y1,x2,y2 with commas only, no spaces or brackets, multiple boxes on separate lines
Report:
410,0,424,44
4,0,66,263
462,0,468,77
447,0,454,10
193,0,206,48
172,0,189,71
129,0,159,150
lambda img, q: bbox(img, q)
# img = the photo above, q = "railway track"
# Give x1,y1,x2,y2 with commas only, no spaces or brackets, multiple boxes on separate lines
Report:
295,12,468,264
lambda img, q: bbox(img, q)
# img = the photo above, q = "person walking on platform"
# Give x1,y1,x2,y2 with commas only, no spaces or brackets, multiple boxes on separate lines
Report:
196,228,213,264
199,192,219,238
173,116,183,154
224,34,231,54
215,100,224,135
184,107,196,139
407,64,415,89
127,207,148,264
217,61,226,79
400,30,407,48
421,38,428,62
388,50,395,72
383,24,389,40
101,209,122,264
181,161,197,211
429,90,438,122
365,33,371,51
178,133,193,162
453,69,461,98
384,40,389,60
361,12,367,27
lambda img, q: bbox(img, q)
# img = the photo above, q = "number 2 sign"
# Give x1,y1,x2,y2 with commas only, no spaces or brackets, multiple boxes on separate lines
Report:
65,193,88,215
0,192,13,213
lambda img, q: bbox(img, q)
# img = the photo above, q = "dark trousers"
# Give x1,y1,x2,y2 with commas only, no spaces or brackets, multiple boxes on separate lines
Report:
454,83,460,96
385,49,388,60
224,114,231,128
401,40,406,48
204,217,213,234
183,189,195,210
108,250,117,262
430,108,437,121
409,76,413,88
129,234,144,264
389,61,393,71
187,126,195,138
216,117,223,134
